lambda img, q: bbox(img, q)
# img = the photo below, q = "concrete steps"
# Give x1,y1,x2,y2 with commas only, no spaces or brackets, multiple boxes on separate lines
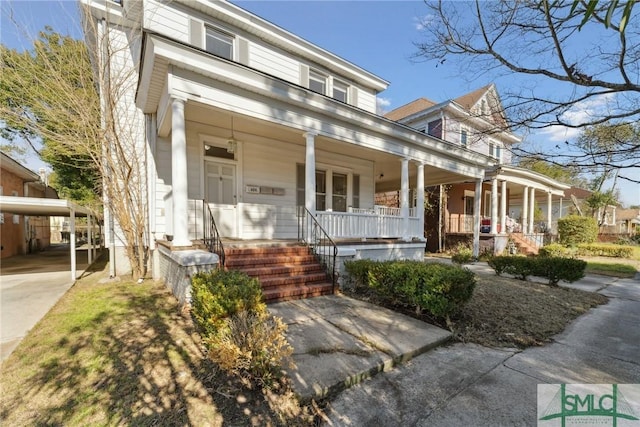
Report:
224,243,334,303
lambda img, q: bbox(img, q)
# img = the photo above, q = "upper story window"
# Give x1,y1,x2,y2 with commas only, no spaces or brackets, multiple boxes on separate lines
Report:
333,80,348,103
495,144,502,162
427,119,442,139
309,70,327,95
206,26,233,60
460,128,468,147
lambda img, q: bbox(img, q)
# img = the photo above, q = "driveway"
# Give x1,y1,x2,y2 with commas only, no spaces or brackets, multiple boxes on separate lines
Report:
1,245,91,361
324,273,640,426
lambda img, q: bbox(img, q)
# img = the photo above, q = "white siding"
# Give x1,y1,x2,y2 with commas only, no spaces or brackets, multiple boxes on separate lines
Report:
143,0,190,43
248,43,300,84
358,89,377,114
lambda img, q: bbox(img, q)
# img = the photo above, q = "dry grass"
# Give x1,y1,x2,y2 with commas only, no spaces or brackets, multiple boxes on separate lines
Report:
0,257,316,426
344,270,608,350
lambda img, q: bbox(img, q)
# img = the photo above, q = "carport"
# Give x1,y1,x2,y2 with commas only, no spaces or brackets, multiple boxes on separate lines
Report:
0,196,97,280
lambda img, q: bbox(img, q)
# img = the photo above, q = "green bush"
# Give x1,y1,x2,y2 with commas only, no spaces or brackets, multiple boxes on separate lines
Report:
558,215,598,245
344,260,476,318
191,269,266,337
451,245,475,265
575,243,634,258
487,255,587,286
538,243,570,257
533,257,587,286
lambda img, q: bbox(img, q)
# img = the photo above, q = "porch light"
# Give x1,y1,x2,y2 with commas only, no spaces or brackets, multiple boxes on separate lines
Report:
227,138,237,153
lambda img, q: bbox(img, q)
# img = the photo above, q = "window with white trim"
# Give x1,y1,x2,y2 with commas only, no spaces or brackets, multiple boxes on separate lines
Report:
205,26,233,60
460,128,468,147
332,80,348,103
309,70,327,95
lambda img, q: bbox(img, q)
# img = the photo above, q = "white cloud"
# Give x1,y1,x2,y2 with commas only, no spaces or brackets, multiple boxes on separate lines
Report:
538,93,617,142
413,14,435,31
376,97,392,115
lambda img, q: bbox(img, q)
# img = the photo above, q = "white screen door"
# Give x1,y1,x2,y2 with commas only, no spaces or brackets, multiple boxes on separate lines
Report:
205,161,237,237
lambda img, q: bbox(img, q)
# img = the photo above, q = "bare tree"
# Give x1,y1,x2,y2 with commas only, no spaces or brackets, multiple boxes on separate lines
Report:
414,0,640,183
0,3,149,279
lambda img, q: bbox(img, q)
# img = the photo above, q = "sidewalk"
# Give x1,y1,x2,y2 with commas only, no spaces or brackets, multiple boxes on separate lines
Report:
323,272,640,426
268,294,452,401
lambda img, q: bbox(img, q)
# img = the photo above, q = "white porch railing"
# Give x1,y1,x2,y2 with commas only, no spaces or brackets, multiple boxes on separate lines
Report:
318,209,421,239
447,213,474,233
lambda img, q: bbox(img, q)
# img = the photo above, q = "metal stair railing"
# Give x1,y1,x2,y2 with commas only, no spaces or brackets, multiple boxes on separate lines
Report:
297,206,338,291
202,200,225,268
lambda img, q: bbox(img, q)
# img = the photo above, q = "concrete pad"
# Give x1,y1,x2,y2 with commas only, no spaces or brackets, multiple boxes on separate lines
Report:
421,364,540,427
553,298,640,364
599,278,640,301
561,274,613,292
326,344,515,426
505,343,640,385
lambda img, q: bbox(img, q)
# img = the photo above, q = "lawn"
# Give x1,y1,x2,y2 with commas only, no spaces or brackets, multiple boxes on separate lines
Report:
585,261,638,278
0,257,314,426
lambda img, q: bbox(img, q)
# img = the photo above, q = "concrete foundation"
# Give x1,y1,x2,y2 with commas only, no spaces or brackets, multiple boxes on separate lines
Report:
157,245,219,305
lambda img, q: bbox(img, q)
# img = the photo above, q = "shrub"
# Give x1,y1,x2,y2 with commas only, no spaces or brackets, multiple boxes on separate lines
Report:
487,256,511,276
204,310,292,386
538,243,569,257
191,269,266,336
190,270,291,384
558,215,598,245
451,245,475,265
344,260,476,318
575,243,635,258
533,257,587,286
503,256,538,280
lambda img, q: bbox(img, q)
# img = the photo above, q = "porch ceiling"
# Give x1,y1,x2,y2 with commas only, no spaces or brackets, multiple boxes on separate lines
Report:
186,102,474,190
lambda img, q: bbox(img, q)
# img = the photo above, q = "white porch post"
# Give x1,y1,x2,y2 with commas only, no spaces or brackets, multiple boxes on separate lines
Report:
87,215,93,264
490,178,498,234
416,162,425,240
171,97,191,247
547,192,553,232
500,180,507,234
473,177,483,257
559,197,564,219
522,186,529,234
70,209,76,281
529,187,536,234
304,132,317,216
400,158,410,241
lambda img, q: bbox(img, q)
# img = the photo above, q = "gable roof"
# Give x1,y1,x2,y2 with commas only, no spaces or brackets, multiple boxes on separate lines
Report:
564,186,593,200
384,97,437,121
453,84,493,110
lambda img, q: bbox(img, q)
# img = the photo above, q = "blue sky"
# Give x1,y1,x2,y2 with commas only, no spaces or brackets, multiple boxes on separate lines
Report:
2,0,639,206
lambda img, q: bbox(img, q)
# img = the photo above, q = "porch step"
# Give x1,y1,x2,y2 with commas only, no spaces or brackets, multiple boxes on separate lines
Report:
509,233,538,256
224,243,334,303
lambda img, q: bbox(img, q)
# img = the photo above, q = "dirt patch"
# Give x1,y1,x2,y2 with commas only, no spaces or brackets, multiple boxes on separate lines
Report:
344,272,608,349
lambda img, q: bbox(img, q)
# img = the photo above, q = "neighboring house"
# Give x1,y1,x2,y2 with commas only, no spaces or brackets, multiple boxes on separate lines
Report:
0,152,58,258
616,209,640,235
385,85,570,253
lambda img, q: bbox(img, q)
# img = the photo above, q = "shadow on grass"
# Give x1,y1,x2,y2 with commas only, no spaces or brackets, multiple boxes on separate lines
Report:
1,268,298,426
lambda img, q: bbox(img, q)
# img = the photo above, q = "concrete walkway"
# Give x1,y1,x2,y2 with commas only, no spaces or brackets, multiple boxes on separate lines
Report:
268,294,452,401
1,245,92,361
323,272,640,426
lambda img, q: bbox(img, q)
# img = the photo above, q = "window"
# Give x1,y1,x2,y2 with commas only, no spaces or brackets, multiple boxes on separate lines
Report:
460,128,468,147
495,144,502,162
204,143,234,160
481,99,488,115
332,80,348,103
352,175,360,209
315,170,326,211
309,70,327,95
205,26,233,60
489,142,495,158
427,119,442,139
332,173,347,212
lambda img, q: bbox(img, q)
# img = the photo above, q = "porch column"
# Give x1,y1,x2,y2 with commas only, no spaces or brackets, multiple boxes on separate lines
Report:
416,162,425,240
559,197,563,219
171,97,191,247
500,180,507,234
87,215,93,265
547,192,553,232
522,186,529,234
472,177,483,257
400,158,410,241
70,209,76,281
528,187,536,234
490,178,498,234
304,132,317,216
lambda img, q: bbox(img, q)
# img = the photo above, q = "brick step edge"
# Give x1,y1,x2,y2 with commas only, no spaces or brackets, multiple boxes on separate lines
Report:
259,272,329,288
263,282,334,303
225,247,310,257
240,264,325,278
225,255,317,267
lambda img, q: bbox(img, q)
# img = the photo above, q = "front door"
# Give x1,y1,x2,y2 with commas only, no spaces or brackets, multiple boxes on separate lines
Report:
205,161,237,237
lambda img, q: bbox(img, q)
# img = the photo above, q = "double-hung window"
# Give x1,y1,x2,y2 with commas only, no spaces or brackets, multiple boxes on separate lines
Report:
332,80,348,103
206,26,233,60
460,128,468,147
309,70,327,95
